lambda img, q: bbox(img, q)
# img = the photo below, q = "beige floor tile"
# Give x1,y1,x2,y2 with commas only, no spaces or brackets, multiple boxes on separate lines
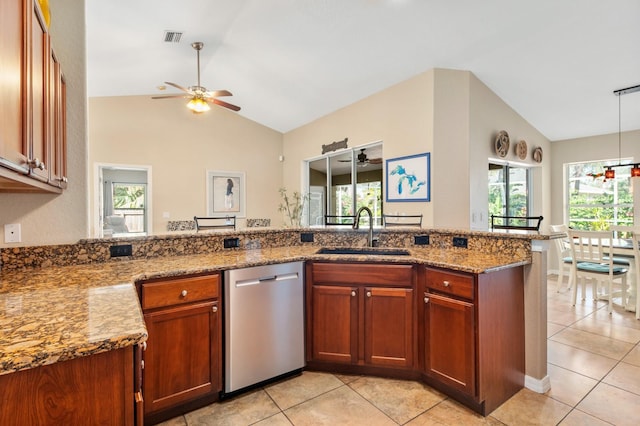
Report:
155,416,187,426
547,309,585,327
603,361,640,395
547,298,600,316
549,327,634,360
577,382,640,426
184,389,280,426
547,340,618,380
547,322,566,338
265,371,343,410
572,315,640,344
406,399,503,425
622,343,640,366
590,307,640,330
348,376,445,424
490,388,572,426
253,412,294,425
546,364,598,406
284,385,396,426
558,409,611,425
334,372,362,384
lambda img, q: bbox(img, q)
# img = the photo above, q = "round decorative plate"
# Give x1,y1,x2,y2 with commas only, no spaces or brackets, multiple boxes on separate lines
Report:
533,146,543,163
516,140,527,160
494,130,510,158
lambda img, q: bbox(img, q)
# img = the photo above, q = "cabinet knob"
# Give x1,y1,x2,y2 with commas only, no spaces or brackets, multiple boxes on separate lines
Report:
141,341,147,351
366,291,372,298
351,290,356,297
27,158,45,170
424,297,430,304
212,306,218,313
180,290,188,297
443,280,451,287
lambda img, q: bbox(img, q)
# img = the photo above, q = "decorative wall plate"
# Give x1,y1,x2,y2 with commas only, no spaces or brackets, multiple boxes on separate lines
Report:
516,140,527,160
533,146,543,163
494,130,510,158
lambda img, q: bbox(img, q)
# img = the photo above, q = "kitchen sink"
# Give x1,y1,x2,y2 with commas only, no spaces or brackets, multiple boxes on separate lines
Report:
316,247,410,256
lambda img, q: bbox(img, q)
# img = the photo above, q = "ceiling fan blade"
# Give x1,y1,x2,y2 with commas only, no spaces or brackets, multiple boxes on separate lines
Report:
164,81,191,93
212,98,241,112
369,158,383,164
151,94,189,99
206,89,232,98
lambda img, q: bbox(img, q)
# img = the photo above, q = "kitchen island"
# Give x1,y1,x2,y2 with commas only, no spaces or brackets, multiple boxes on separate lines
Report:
0,227,554,422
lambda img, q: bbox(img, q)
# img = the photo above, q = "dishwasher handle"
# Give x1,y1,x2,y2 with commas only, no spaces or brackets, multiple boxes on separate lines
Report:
235,272,299,287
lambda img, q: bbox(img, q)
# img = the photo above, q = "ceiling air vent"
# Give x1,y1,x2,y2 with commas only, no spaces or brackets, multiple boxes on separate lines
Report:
163,31,183,43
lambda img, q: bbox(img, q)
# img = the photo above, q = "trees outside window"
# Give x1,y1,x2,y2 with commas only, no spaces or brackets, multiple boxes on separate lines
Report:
566,160,633,231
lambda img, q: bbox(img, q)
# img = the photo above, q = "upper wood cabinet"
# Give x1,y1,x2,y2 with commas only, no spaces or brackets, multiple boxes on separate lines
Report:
0,0,67,193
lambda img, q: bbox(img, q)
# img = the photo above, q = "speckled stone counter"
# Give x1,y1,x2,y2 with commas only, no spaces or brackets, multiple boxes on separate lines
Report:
0,242,530,376
1,227,551,378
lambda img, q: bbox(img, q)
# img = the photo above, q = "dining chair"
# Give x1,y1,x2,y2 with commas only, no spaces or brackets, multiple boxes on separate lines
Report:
630,230,640,320
568,229,629,314
550,224,574,292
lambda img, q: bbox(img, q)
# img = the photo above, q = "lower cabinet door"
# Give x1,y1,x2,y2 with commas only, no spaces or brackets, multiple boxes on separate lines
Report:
143,300,220,415
423,292,476,396
311,285,358,363
364,287,414,368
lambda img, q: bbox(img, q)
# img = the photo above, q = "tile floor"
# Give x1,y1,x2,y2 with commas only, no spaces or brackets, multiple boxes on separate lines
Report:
159,275,640,425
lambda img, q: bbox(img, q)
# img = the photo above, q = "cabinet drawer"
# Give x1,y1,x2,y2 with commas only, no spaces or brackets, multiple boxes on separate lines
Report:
425,268,474,300
141,274,219,310
311,262,414,287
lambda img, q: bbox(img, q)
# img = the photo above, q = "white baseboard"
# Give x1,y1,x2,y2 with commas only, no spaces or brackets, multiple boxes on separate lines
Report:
525,374,551,393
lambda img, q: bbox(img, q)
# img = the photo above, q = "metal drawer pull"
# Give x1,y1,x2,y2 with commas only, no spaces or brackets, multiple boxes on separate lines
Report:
351,290,356,297
180,290,188,297
366,291,372,297
443,281,451,287
424,297,430,303
212,306,218,313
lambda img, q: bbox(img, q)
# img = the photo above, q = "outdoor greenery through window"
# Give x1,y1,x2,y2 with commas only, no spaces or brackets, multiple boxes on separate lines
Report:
112,183,146,233
567,160,633,230
488,163,530,227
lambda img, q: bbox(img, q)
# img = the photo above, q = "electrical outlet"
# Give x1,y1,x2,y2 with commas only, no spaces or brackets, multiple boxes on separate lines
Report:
452,237,468,248
224,237,240,249
4,224,21,243
300,232,314,243
110,244,133,257
414,235,430,245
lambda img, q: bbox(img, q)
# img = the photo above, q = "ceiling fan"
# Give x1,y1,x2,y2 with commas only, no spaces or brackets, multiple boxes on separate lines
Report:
339,148,382,167
152,42,240,113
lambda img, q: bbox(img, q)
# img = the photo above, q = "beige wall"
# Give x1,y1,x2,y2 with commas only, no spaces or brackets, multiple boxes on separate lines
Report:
0,0,88,247
283,70,436,225
88,96,283,235
283,68,551,230
468,73,551,230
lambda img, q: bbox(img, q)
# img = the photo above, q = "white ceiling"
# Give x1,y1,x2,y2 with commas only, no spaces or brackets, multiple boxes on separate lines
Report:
86,0,640,140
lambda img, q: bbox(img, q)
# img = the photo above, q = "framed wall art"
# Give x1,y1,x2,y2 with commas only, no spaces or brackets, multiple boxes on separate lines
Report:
206,170,246,217
385,153,430,202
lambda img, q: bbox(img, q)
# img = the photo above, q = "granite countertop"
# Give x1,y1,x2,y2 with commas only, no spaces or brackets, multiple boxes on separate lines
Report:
0,245,528,376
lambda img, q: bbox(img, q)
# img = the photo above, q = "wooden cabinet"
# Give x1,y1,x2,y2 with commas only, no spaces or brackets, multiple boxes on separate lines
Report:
138,273,222,425
0,0,67,192
306,262,416,373
0,346,137,425
421,266,525,415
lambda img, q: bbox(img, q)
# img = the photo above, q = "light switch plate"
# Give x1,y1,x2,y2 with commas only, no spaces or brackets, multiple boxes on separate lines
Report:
4,223,21,243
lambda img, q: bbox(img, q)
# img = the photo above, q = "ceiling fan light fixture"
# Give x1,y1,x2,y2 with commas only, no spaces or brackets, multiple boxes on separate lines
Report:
604,167,615,179
631,165,640,177
187,96,210,113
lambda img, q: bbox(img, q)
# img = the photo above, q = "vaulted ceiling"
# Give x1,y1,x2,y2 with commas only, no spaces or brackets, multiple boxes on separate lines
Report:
86,0,640,141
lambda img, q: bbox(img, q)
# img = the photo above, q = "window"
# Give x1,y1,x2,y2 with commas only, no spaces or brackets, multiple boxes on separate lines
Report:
488,163,531,227
306,143,383,226
566,160,633,230
111,182,147,233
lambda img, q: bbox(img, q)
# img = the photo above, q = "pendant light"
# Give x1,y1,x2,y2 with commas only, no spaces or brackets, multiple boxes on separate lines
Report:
601,84,640,179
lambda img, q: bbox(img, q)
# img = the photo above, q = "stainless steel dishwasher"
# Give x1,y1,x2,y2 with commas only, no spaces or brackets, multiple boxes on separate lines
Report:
224,261,304,395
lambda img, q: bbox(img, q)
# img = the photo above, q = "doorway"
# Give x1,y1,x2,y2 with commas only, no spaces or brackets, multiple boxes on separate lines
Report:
94,163,152,238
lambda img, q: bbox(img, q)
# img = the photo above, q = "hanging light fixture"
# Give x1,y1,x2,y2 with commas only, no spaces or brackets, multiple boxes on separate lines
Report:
186,95,210,113
598,84,640,179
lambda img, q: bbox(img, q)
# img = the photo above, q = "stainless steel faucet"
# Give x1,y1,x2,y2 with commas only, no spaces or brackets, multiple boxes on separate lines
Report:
353,206,375,247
